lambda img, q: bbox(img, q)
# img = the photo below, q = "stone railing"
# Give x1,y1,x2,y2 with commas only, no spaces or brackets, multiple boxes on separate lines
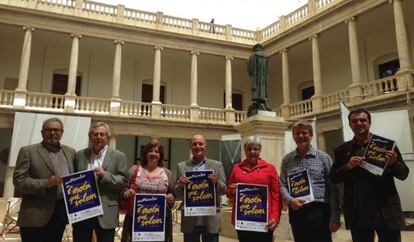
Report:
161,104,190,121
290,99,313,117
362,75,398,98
199,107,226,123
235,110,247,123
26,92,65,110
120,100,151,118
1,0,344,44
0,91,246,125
0,90,15,107
74,96,111,114
322,89,349,109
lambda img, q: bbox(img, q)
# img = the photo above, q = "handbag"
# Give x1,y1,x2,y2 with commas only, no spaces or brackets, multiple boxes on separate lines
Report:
119,166,139,214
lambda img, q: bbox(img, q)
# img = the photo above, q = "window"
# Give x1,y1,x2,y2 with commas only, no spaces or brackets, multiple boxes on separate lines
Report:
52,73,81,96
223,92,243,110
378,59,399,79
301,86,314,100
141,83,165,103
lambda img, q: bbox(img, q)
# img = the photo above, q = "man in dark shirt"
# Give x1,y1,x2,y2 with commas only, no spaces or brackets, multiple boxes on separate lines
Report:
330,108,409,242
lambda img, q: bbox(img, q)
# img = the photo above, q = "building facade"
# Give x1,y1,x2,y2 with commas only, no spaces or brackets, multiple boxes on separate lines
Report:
0,0,413,197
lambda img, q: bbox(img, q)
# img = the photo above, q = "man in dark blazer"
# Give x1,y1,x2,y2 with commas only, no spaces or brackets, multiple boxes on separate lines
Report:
13,117,75,242
174,134,227,242
330,108,409,242
72,121,128,242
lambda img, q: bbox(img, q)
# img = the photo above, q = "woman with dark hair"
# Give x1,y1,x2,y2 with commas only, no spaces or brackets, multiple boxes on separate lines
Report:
121,139,174,242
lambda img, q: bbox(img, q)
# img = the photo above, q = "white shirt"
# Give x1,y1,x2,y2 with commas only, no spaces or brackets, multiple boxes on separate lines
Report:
89,145,108,170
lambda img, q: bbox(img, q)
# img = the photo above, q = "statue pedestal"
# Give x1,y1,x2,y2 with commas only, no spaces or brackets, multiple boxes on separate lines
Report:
236,114,290,170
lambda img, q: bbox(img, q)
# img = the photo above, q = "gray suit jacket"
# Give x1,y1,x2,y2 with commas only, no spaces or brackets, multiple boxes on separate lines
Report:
75,147,128,229
13,143,75,227
174,158,227,233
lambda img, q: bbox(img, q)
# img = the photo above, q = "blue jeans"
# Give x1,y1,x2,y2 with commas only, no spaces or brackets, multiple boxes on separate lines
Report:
183,226,219,242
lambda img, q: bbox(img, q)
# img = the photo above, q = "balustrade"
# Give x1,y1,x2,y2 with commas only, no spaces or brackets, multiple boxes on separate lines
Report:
124,8,156,23
160,104,190,120
74,96,110,114
199,21,225,35
232,28,256,40
200,107,226,123
120,100,151,117
83,0,117,16
286,4,309,26
362,76,398,98
40,0,75,8
316,0,336,9
0,90,14,106
322,89,349,109
163,15,192,30
234,110,247,123
290,100,313,117
26,92,65,110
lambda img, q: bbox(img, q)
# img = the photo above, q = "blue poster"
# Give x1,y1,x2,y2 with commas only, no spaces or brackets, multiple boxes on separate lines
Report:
362,134,396,176
287,169,314,203
62,170,103,224
184,170,216,216
132,194,166,242
235,183,268,232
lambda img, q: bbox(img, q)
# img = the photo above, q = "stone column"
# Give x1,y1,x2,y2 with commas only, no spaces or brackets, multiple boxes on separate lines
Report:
112,40,124,99
14,26,34,107
225,56,233,109
110,40,124,115
280,49,291,117
310,34,323,112
16,26,34,92
317,133,327,153
190,51,200,107
64,34,81,112
392,0,413,90
346,17,364,98
225,56,235,123
66,34,81,96
152,46,163,118
152,46,163,104
109,135,117,149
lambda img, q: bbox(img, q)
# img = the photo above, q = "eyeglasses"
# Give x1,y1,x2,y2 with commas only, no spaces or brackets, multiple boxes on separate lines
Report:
42,128,63,133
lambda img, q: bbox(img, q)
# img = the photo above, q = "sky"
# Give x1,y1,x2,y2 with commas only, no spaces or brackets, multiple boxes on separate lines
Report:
95,0,308,30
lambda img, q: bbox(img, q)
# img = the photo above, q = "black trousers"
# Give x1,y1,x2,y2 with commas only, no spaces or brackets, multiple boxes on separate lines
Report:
289,202,332,242
73,217,115,242
20,200,68,242
351,226,401,242
236,229,273,242
183,226,219,242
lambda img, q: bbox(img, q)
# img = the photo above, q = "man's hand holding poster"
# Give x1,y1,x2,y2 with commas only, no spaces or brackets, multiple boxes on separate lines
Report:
62,170,103,224
235,183,268,232
184,170,216,216
287,169,314,204
362,134,396,176
133,194,166,242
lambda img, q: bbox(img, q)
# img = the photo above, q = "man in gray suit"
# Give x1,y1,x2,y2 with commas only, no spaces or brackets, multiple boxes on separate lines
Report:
174,134,227,242
13,117,75,242
72,121,128,242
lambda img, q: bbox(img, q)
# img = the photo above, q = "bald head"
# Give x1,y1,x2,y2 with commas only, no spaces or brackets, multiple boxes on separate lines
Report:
190,134,207,163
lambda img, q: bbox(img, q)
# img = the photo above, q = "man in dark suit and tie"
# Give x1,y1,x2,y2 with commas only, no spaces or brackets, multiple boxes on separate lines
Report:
13,117,76,242
73,121,128,242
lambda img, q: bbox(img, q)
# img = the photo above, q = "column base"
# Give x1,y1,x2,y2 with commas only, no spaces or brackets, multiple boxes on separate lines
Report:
13,91,27,107
190,106,200,122
280,104,291,118
225,109,235,124
64,95,76,112
110,98,122,115
151,103,162,119
311,95,323,113
347,83,364,101
236,115,290,169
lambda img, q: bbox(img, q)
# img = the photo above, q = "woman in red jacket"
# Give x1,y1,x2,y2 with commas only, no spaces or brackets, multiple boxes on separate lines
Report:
226,136,281,242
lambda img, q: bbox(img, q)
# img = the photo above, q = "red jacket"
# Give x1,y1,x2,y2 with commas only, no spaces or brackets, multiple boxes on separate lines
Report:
226,159,281,225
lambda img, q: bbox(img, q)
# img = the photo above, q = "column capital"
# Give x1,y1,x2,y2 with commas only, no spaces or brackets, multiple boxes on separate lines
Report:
154,46,163,51
388,0,403,3
70,33,82,39
344,16,357,24
279,48,289,54
22,26,35,32
190,50,200,56
114,40,124,45
309,33,320,40
225,56,233,61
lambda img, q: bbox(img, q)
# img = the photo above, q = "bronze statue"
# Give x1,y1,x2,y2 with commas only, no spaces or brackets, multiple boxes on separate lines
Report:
247,44,271,116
